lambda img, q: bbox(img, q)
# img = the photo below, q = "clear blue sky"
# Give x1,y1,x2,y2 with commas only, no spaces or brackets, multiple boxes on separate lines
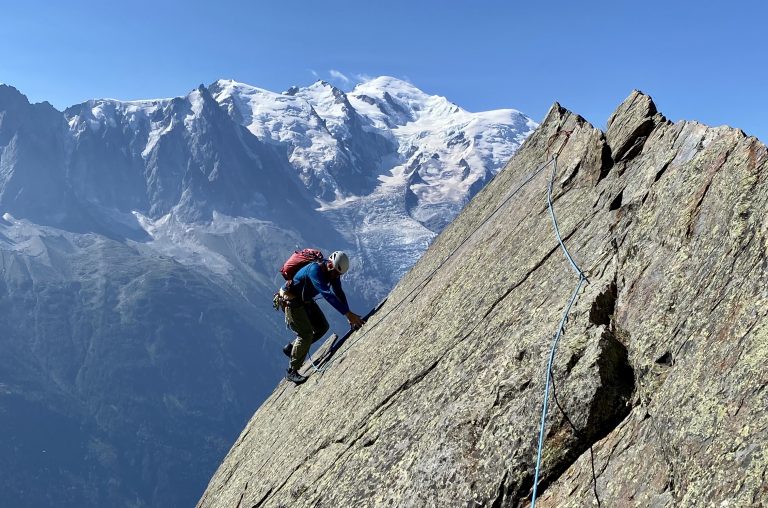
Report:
1,1,766,141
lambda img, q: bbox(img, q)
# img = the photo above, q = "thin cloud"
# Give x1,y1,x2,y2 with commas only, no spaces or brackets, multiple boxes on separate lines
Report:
353,73,373,83
309,69,319,78
329,69,351,85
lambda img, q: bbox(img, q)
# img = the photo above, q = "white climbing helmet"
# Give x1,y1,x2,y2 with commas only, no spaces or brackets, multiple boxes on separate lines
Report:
328,251,350,274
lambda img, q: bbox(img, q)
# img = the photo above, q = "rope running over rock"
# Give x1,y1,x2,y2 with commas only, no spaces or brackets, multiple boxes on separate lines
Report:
531,152,589,507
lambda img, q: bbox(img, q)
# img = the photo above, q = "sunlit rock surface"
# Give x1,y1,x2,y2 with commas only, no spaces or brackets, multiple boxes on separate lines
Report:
198,91,767,507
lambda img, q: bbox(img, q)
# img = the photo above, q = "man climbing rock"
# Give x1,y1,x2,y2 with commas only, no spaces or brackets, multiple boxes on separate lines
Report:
279,251,364,384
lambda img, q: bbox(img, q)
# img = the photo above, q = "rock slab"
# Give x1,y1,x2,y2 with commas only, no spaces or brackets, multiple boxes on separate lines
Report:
197,92,768,507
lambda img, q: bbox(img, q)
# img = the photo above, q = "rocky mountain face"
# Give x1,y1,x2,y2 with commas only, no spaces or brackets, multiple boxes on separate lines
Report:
0,80,533,507
197,92,767,507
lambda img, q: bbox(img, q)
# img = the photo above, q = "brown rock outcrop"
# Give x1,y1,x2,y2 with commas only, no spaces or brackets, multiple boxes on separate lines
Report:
197,91,767,507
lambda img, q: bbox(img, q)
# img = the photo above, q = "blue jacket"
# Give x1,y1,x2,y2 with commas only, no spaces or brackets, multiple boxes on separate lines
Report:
285,262,350,314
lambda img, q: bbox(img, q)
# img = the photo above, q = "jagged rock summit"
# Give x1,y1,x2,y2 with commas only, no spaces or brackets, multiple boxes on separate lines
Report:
197,91,767,507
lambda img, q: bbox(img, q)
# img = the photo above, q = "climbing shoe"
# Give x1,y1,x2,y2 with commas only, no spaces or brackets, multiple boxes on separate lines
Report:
285,368,308,385
282,342,294,358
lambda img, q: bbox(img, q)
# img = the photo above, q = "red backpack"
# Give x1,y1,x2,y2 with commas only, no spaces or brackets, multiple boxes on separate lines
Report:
279,248,324,281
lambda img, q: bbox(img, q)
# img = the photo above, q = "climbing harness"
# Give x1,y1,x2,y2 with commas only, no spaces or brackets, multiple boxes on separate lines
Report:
530,152,589,508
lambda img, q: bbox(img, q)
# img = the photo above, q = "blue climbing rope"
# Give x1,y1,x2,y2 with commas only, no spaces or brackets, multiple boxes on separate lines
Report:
531,154,588,507
546,155,586,278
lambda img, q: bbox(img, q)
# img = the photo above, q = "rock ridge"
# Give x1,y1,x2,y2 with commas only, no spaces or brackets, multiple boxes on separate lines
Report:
197,91,767,507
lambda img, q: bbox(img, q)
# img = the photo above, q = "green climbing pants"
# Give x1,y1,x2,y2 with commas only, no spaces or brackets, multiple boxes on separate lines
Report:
285,300,329,370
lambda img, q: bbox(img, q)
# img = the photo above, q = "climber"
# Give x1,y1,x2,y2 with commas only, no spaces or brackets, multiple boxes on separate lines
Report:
279,251,365,384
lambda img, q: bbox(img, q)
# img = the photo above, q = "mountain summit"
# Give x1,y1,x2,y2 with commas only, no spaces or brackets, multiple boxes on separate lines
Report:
197,92,768,507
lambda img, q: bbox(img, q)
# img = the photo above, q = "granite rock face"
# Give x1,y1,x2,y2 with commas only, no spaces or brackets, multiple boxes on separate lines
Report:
197,92,767,507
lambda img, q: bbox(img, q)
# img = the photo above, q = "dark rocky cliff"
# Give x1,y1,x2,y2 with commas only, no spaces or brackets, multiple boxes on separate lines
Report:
197,92,767,507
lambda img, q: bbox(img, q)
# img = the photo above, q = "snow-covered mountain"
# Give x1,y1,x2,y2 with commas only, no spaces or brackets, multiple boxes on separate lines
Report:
210,76,536,298
57,77,535,300
212,76,534,219
0,78,535,507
